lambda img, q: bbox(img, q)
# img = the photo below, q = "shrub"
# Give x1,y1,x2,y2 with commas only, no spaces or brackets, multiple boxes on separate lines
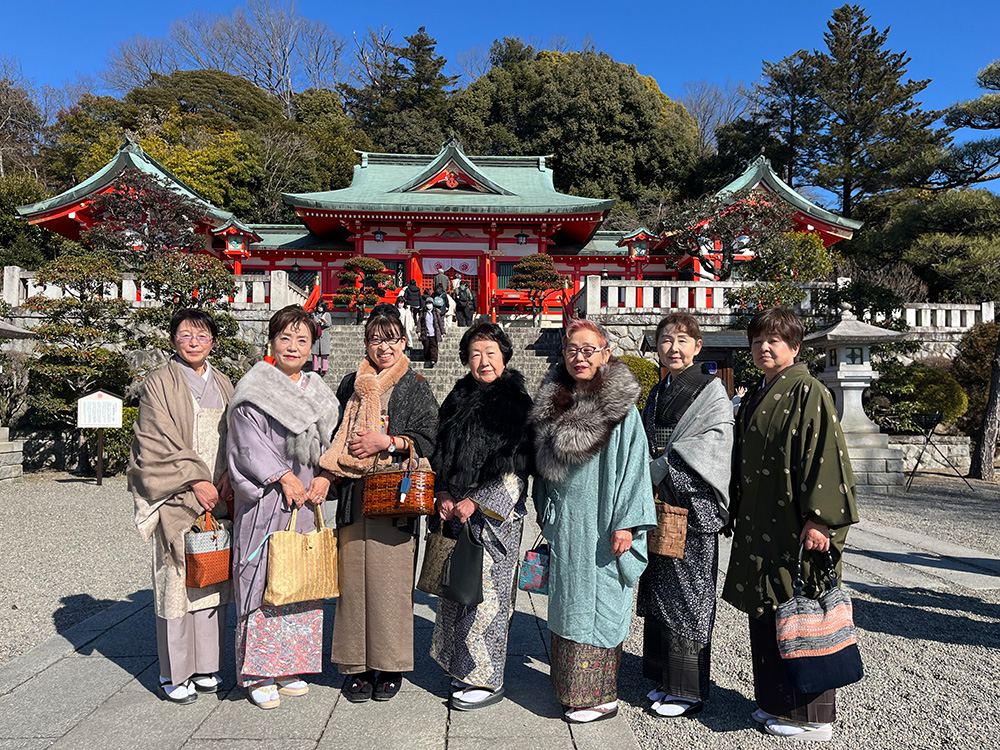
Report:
953,322,997,437
866,362,968,433
83,406,138,476
619,355,660,411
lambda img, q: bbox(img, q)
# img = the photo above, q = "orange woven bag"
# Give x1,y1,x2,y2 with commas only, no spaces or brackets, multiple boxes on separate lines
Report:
362,439,435,518
184,511,232,588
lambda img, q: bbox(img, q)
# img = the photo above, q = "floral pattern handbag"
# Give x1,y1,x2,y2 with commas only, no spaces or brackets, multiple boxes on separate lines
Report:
517,534,550,595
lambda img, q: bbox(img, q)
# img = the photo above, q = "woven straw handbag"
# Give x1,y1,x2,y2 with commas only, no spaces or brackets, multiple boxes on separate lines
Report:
256,504,339,606
184,511,232,588
647,498,688,559
362,439,435,518
416,524,456,597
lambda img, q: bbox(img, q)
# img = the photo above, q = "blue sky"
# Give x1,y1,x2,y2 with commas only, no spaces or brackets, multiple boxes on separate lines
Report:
4,0,999,191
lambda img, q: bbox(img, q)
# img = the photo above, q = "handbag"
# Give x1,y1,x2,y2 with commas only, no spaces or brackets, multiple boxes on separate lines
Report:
362,439,435,518
440,521,484,606
249,504,339,606
517,534,550,594
416,523,456,597
775,544,864,694
647,497,688,559
184,511,232,588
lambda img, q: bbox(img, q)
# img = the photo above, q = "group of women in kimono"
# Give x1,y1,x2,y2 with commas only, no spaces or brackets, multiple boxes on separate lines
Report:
128,301,857,743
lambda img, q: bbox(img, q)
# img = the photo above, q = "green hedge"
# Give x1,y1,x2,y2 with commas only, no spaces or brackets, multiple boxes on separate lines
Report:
619,355,660,412
83,406,138,476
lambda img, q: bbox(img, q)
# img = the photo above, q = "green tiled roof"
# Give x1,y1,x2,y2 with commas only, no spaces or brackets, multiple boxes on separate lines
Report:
283,139,614,216
17,140,252,231
574,230,630,256
716,155,863,232
248,224,350,252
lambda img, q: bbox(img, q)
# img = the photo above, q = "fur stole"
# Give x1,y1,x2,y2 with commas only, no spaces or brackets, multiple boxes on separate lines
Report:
227,361,339,466
530,358,641,483
432,368,533,487
320,353,410,478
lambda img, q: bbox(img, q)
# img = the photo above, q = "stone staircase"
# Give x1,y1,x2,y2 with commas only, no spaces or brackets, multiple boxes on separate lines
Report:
321,324,563,403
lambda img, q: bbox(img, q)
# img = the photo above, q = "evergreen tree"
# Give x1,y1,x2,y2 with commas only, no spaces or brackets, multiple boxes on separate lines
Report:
810,4,946,218
926,59,1000,188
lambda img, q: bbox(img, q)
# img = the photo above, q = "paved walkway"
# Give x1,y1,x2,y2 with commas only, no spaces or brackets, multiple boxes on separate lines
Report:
0,473,998,749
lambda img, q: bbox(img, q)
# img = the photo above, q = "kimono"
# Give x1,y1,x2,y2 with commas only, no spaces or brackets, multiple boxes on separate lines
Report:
531,359,656,708
638,369,733,703
429,369,533,690
723,362,859,723
227,362,339,687
128,356,234,685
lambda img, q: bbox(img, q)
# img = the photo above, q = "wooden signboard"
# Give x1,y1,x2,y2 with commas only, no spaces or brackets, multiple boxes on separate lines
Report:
77,391,124,485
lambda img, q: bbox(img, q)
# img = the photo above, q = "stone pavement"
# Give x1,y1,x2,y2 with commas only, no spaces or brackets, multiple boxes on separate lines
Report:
0,473,998,749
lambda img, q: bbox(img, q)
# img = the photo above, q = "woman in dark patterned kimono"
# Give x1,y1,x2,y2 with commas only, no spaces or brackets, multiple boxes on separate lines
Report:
638,312,733,718
429,322,533,711
320,305,439,704
724,307,858,742
227,305,340,709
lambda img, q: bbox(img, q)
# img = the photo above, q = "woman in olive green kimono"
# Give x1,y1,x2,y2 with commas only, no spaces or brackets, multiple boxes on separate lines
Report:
723,307,859,743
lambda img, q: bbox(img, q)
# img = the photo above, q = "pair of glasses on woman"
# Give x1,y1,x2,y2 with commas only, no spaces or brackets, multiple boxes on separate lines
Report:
176,334,214,344
563,345,608,359
368,336,405,346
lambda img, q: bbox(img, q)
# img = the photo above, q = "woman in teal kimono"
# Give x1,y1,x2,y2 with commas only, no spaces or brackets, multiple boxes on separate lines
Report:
724,307,858,742
531,319,656,725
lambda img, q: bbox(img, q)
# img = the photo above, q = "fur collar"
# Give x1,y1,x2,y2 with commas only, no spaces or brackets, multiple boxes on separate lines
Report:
530,358,641,483
228,361,339,466
432,368,533,487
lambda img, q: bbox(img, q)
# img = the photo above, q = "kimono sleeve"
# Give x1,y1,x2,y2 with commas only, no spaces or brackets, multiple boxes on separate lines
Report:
228,403,292,500
393,376,439,458
610,409,657,588
791,383,859,530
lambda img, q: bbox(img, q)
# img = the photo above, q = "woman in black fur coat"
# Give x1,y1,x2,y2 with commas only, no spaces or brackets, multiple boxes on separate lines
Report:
428,322,534,711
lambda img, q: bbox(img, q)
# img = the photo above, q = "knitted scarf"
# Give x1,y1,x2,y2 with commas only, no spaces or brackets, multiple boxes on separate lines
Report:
321,353,410,479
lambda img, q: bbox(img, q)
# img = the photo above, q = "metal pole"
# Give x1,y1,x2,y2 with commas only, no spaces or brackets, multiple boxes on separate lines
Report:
96,428,104,487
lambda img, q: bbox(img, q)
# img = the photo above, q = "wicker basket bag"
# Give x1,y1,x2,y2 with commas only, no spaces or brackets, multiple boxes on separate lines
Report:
362,438,435,518
647,498,688,559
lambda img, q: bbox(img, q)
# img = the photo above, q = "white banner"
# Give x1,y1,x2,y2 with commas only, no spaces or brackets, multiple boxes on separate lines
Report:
421,258,479,276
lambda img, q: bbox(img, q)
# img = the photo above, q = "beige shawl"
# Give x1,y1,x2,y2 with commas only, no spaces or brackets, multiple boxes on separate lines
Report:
320,354,409,479
128,360,235,568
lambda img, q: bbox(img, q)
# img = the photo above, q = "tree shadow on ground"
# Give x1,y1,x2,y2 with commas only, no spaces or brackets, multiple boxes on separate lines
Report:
849,548,1000,577
852,585,1000,648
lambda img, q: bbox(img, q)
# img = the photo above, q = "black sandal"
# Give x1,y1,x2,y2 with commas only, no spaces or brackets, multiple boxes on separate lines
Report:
372,672,402,701
342,671,375,703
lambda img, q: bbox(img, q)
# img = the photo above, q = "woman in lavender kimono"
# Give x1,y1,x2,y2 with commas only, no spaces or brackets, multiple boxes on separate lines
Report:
129,309,234,705
430,322,533,711
227,305,339,709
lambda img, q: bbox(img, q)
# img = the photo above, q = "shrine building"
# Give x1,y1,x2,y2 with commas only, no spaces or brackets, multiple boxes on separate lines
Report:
17,139,860,315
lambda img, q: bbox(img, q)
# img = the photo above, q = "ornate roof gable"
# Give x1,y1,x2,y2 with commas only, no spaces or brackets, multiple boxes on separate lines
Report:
388,137,514,196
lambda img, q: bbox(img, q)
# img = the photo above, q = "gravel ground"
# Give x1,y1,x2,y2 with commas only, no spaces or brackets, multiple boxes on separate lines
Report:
1,471,997,749
620,473,1000,750
0,473,147,665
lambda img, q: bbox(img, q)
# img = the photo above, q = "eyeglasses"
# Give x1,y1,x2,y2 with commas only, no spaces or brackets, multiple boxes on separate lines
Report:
368,336,405,346
176,334,213,344
563,345,608,359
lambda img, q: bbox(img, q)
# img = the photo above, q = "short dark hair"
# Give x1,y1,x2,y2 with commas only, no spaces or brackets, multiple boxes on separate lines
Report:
169,309,218,341
364,305,404,342
268,305,318,344
459,322,514,365
747,307,803,349
654,312,702,343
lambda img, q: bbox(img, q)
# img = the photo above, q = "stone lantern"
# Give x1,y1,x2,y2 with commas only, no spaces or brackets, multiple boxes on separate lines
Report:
0,318,34,485
804,303,906,492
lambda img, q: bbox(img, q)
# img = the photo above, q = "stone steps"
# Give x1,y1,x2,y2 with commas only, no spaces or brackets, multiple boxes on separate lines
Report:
319,325,563,402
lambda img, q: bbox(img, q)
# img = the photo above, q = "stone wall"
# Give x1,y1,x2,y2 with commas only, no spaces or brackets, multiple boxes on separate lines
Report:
888,435,971,474
0,428,24,485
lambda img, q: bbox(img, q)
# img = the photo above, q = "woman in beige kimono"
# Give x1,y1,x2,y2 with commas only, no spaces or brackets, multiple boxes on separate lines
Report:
129,309,235,705
320,304,438,703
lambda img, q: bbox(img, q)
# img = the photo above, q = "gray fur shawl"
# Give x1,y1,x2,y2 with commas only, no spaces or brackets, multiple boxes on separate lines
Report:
530,358,641,483
228,361,340,466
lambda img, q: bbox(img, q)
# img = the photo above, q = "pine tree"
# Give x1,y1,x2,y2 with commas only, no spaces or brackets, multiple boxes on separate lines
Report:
810,4,946,218
929,59,1000,188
